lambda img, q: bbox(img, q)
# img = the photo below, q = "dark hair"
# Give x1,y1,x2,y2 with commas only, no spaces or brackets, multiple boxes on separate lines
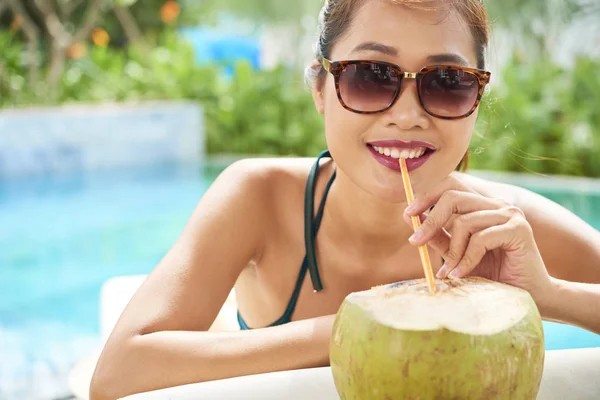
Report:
306,0,490,172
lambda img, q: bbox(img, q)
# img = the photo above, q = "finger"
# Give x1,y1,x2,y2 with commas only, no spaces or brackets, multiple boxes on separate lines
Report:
408,191,510,246
436,210,513,277
404,175,477,217
427,227,451,257
403,211,427,227
443,221,524,279
442,226,503,279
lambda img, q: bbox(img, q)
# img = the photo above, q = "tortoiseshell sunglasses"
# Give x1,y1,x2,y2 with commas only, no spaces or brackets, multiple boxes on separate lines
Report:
321,58,491,120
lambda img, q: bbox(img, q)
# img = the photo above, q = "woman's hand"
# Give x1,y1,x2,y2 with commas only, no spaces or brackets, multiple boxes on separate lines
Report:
403,175,553,304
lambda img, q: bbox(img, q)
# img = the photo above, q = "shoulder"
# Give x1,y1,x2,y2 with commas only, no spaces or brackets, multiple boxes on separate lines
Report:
216,156,320,199
454,171,600,283
177,156,321,265
452,170,583,230
212,156,327,226
453,170,582,227
451,171,520,203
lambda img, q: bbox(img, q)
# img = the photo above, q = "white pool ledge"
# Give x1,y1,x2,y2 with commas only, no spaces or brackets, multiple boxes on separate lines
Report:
70,275,600,400
122,347,600,400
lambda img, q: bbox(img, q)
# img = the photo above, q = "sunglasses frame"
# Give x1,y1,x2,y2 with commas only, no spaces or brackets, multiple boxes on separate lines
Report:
321,58,491,120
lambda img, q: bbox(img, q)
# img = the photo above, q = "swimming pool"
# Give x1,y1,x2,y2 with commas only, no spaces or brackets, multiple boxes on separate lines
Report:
1,162,599,399
0,162,221,399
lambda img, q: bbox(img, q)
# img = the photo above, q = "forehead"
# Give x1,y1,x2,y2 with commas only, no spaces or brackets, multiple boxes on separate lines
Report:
332,0,478,68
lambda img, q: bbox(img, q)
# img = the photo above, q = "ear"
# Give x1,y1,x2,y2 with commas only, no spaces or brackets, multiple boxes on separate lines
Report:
312,85,325,115
309,61,325,115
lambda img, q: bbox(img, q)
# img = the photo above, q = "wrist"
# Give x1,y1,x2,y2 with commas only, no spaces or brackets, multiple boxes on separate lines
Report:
311,314,337,367
536,277,573,323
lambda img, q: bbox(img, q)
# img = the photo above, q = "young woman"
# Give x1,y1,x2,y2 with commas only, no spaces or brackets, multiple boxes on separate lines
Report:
90,0,600,398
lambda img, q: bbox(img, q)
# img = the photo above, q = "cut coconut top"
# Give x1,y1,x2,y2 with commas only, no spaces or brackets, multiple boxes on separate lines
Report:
350,278,533,335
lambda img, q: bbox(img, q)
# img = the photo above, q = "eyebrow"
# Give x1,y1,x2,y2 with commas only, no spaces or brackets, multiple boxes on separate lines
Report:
426,53,470,66
351,42,470,66
351,42,398,56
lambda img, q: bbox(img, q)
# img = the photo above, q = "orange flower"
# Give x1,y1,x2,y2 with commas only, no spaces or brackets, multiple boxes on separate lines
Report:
91,28,110,47
66,42,88,59
10,15,24,32
160,1,180,24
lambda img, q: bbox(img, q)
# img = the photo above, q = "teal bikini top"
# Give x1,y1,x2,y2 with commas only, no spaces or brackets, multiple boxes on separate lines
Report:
237,150,335,330
236,150,442,329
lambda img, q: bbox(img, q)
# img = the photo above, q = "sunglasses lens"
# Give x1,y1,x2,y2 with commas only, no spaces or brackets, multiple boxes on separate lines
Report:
419,69,480,118
338,63,400,112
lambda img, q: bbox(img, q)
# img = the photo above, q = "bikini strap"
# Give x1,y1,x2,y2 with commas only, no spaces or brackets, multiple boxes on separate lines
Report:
304,150,336,292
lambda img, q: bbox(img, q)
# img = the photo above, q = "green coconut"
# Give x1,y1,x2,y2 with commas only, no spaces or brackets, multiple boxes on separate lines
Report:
330,277,545,400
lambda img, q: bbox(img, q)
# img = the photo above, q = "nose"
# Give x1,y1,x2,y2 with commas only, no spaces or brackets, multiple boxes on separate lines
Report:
383,78,430,131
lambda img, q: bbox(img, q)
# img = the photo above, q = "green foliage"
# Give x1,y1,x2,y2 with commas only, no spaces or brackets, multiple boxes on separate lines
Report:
60,30,220,103
0,34,38,105
471,55,600,176
0,29,326,156
0,0,218,48
204,62,325,156
2,28,600,176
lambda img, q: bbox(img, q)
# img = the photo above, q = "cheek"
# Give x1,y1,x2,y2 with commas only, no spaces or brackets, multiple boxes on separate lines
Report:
436,117,476,163
322,82,370,146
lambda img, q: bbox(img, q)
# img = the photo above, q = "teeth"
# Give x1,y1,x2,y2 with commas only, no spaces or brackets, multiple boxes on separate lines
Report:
372,146,428,159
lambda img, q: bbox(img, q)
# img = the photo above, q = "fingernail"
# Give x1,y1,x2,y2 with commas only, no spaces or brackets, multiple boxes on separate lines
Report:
436,264,448,278
405,203,416,214
449,268,461,279
409,230,423,244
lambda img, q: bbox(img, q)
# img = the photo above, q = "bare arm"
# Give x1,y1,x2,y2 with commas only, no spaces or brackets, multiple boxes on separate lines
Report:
89,160,334,400
457,175,600,332
515,185,600,333
540,278,600,335
515,186,600,284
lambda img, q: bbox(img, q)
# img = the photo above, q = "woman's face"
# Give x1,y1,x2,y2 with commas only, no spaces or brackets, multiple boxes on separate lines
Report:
313,0,482,203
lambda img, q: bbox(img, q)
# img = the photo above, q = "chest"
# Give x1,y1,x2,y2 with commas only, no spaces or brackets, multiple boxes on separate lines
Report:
258,228,443,321
307,236,443,311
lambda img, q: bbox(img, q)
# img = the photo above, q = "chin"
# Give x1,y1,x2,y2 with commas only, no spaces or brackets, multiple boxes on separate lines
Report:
362,170,413,204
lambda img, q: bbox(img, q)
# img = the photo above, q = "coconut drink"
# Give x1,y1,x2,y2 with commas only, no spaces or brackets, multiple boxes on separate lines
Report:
329,277,545,399
329,159,546,399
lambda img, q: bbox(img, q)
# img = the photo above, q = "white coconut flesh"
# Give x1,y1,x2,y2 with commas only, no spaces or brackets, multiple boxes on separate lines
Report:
348,278,531,335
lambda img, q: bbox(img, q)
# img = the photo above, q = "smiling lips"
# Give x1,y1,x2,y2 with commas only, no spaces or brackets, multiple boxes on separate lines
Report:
366,140,436,172
372,145,427,159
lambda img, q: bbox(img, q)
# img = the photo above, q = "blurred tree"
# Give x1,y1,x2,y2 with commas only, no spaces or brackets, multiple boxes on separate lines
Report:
1,0,188,97
101,0,214,44
0,0,6,85
5,0,41,88
112,1,143,44
5,0,103,98
38,0,103,91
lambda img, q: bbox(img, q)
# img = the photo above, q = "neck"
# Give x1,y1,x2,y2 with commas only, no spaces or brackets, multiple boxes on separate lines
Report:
325,168,416,254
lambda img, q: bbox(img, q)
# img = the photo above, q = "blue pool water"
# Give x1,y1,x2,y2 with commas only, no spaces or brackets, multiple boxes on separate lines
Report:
1,163,600,399
0,162,221,399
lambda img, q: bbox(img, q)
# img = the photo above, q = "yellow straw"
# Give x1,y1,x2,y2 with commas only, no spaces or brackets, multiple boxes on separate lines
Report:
399,158,437,294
